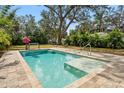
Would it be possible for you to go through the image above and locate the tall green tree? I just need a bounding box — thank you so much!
[17,14,48,44]
[43,5,91,44]
[93,5,111,32]
[0,5,20,45]
[39,10,60,43]
[17,14,37,36]
[108,5,124,31]
[0,5,19,32]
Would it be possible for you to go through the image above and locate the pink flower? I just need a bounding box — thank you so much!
[23,36,31,44]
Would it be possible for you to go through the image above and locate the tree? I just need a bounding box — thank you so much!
[0,5,20,45]
[75,19,92,33]
[17,14,48,44]
[38,10,59,43]
[17,14,37,36]
[44,5,92,44]
[108,5,124,31]
[44,5,75,44]
[0,5,19,32]
[93,5,111,32]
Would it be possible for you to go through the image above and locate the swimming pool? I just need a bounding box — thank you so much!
[20,49,88,87]
[20,49,105,88]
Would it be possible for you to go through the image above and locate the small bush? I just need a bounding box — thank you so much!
[12,34,23,45]
[107,29,124,49]
[64,36,71,45]
[70,34,79,46]
[89,34,100,47]
[0,29,12,50]
[78,32,89,47]
[99,36,109,48]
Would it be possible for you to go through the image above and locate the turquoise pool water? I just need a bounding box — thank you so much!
[20,49,88,88]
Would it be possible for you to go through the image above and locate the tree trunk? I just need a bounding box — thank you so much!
[25,44,28,50]
[99,19,103,32]
[57,32,62,45]
[57,17,63,45]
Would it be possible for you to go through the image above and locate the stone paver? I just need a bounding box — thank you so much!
[0,67,8,79]
[6,77,19,88]
[78,57,124,88]
[0,51,33,88]
[0,79,6,88]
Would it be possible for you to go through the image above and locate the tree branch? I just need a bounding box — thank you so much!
[63,6,76,19]
[44,5,59,16]
[64,7,78,32]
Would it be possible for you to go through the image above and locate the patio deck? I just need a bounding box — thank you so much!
[0,51,32,88]
[0,48,124,88]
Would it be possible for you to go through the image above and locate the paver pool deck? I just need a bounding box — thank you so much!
[0,47,124,88]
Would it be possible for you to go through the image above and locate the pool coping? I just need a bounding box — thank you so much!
[51,48,112,63]
[17,48,113,88]
[16,51,42,88]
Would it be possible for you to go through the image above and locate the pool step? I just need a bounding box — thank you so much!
[64,63,88,78]
[64,58,106,73]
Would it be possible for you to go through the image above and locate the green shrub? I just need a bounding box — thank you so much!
[70,34,79,46]
[99,36,109,48]
[64,36,71,45]
[12,34,23,45]
[89,34,100,47]
[29,31,48,44]
[0,29,12,50]
[64,28,124,49]
[78,32,89,47]
[68,31,89,46]
[107,29,124,49]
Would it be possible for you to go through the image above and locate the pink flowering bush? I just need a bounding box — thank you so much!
[23,36,31,50]
[23,36,30,44]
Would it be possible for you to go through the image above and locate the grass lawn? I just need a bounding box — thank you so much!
[6,44,124,56]
[9,44,54,50]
